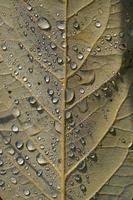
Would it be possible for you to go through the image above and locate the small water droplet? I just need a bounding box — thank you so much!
[23,189,30,196]
[70,62,77,70]
[10,177,17,184]
[11,124,19,133]
[16,157,25,165]
[95,21,101,28]
[56,21,65,30]
[15,140,24,150]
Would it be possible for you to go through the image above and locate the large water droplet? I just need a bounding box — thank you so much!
[37,17,51,30]
[66,88,75,104]
[79,70,95,85]
[36,154,47,165]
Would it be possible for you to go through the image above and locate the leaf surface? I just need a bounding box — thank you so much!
[0,0,133,200]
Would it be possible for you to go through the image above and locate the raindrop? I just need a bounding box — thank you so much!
[11,124,19,133]
[23,189,30,196]
[73,21,80,30]
[105,34,112,41]
[36,169,43,177]
[2,45,7,51]
[27,5,32,11]
[74,174,82,183]
[7,147,15,155]
[70,62,77,70]
[12,108,21,117]
[54,121,61,133]
[10,177,17,184]
[66,88,75,104]
[37,17,51,30]
[65,111,72,120]
[36,154,47,165]
[28,96,36,105]
[0,159,3,166]
[52,97,59,104]
[80,184,87,193]
[44,75,50,83]
[26,140,36,152]
[50,42,57,50]
[16,157,25,166]
[56,21,65,30]
[79,70,95,85]
[78,99,88,113]
[47,89,54,96]
[0,180,5,187]
[15,140,24,150]
[78,160,87,173]
[95,21,101,28]
[77,53,84,60]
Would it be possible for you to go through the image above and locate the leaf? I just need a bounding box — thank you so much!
[0,0,133,200]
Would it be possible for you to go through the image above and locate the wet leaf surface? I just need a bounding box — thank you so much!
[0,0,133,200]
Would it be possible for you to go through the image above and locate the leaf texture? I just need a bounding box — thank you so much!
[0,0,133,200]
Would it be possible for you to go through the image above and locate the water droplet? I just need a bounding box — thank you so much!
[54,121,61,133]
[78,160,87,172]
[47,89,54,96]
[37,17,51,30]
[79,70,95,85]
[36,154,47,165]
[15,140,24,150]
[16,157,25,165]
[28,96,36,105]
[52,97,59,104]
[95,21,101,28]
[56,21,65,30]
[73,21,80,30]
[77,53,84,60]
[66,88,75,104]
[0,159,3,166]
[36,169,43,177]
[2,45,7,51]
[77,99,88,113]
[7,147,15,155]
[10,177,17,184]
[23,189,30,196]
[27,5,32,11]
[26,140,36,152]
[80,184,87,193]
[69,143,76,151]
[11,124,19,133]
[70,62,77,70]
[74,174,82,183]
[12,108,21,117]
[50,42,57,50]
[65,111,72,120]
[105,34,112,41]
[0,180,5,187]
[0,17,4,26]
[0,149,3,155]
[44,75,50,83]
